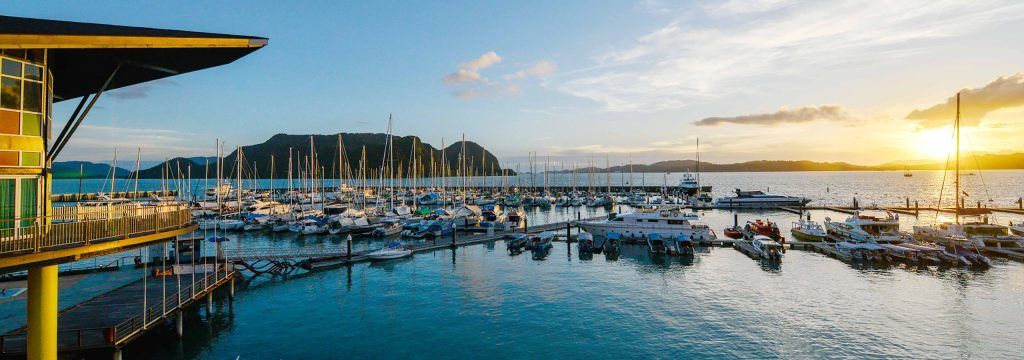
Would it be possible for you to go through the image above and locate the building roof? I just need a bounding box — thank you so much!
[0,15,267,101]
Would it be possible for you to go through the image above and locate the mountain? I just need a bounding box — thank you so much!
[556,153,1024,173]
[52,161,130,179]
[132,133,510,179]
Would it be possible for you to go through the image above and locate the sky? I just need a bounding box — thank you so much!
[7,0,1024,167]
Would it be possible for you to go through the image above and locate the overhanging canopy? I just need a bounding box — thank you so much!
[0,15,267,101]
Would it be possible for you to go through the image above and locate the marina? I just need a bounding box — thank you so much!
[2,4,1024,360]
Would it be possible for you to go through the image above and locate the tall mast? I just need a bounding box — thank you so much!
[696,137,701,189]
[955,92,961,222]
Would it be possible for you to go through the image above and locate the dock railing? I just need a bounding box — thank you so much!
[0,203,193,256]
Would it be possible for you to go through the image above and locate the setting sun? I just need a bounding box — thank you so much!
[911,127,957,160]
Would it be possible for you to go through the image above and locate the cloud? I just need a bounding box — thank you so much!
[442,53,555,99]
[108,79,177,100]
[442,51,502,85]
[558,1,1024,112]
[504,61,557,81]
[54,124,205,161]
[906,73,1024,128]
[695,105,848,126]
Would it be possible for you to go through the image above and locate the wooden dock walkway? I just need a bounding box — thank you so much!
[0,268,234,356]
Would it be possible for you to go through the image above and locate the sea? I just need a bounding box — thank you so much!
[1,171,1021,359]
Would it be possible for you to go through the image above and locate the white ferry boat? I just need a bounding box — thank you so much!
[714,189,810,208]
[576,208,716,241]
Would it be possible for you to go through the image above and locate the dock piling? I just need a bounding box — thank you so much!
[346,235,353,260]
[175,311,183,338]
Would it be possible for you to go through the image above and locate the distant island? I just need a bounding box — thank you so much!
[52,137,1024,179]
[53,133,509,179]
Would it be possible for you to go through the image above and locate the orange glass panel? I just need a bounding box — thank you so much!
[0,151,18,166]
[0,110,18,134]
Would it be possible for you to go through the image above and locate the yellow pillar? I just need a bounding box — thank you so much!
[27,264,58,360]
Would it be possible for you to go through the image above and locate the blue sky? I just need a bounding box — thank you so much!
[7,0,1024,166]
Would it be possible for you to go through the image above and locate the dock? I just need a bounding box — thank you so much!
[1,267,235,356]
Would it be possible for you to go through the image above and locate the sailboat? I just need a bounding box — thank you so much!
[910,93,996,267]
[903,165,913,177]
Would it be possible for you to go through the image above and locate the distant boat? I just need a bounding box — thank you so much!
[367,241,412,260]
[903,165,912,177]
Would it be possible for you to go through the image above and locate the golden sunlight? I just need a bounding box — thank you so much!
[911,127,956,160]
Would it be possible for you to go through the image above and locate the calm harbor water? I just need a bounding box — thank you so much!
[2,173,1022,358]
[57,169,1024,208]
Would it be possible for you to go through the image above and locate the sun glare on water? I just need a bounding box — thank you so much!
[912,127,956,160]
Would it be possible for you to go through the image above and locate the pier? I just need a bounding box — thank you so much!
[0,268,235,358]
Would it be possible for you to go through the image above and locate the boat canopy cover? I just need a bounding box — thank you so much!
[607,232,622,240]
[647,233,663,240]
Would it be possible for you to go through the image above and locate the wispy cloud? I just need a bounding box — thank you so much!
[108,79,177,100]
[906,72,1024,129]
[558,0,1024,112]
[56,124,207,161]
[443,52,555,99]
[695,105,848,126]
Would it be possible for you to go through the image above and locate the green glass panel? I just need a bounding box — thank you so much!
[0,179,13,235]
[1,77,19,110]
[1,59,20,77]
[22,113,40,136]
[23,81,41,113]
[21,152,40,167]
[20,178,37,228]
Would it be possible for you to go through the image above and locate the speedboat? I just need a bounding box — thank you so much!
[833,241,889,263]
[791,218,826,242]
[576,208,716,241]
[602,232,621,254]
[367,241,412,260]
[723,226,744,239]
[524,231,554,251]
[751,235,783,261]
[506,233,528,254]
[714,189,811,208]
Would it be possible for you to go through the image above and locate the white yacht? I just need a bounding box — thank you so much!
[824,211,901,244]
[679,171,699,195]
[576,208,716,241]
[913,212,1024,248]
[714,189,811,208]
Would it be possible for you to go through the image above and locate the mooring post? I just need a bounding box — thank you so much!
[175,311,183,338]
[566,222,571,243]
[229,278,235,299]
[451,223,457,247]
[523,217,529,233]
[112,348,122,360]
[206,292,212,316]
[915,201,919,214]
[734,213,738,227]
[346,235,353,260]
[906,197,910,208]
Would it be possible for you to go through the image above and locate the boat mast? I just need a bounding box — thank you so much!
[955,92,960,223]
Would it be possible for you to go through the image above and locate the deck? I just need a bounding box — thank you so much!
[0,267,234,355]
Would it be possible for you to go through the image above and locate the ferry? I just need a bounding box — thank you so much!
[824,211,901,244]
[714,189,811,208]
[576,208,716,241]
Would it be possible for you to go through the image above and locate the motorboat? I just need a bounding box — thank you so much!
[367,241,412,260]
[744,219,784,242]
[452,205,482,228]
[577,232,594,253]
[646,233,669,254]
[824,211,901,244]
[506,233,528,254]
[723,226,744,239]
[480,205,506,227]
[523,231,554,252]
[370,221,403,237]
[913,212,1024,248]
[674,234,695,256]
[679,171,699,196]
[576,208,716,241]
[751,235,783,261]
[833,241,889,263]
[601,232,621,253]
[289,217,327,235]
[791,218,827,242]
[714,189,811,208]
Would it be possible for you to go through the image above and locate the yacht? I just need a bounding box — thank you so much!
[824,211,901,244]
[714,189,811,208]
[913,211,1024,248]
[576,208,716,241]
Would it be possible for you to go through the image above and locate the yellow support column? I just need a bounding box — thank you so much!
[27,264,58,360]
